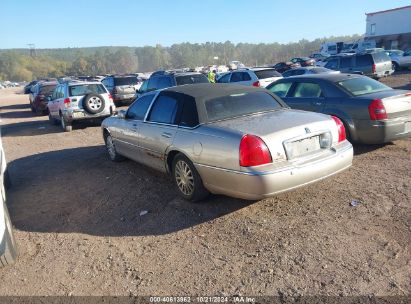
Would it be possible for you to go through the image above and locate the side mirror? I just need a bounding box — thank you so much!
[117,110,126,119]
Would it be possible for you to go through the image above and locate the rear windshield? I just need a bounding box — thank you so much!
[373,51,391,63]
[205,92,283,121]
[114,77,138,86]
[337,77,391,96]
[254,69,282,79]
[69,84,107,96]
[40,85,57,95]
[176,74,209,85]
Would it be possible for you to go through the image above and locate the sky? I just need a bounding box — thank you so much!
[1,0,410,49]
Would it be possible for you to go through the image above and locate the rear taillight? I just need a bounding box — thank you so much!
[64,98,71,107]
[252,81,260,87]
[331,116,346,143]
[368,99,387,120]
[239,134,272,167]
[372,64,376,73]
[108,94,113,101]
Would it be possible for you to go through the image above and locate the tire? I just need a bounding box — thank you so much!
[172,153,209,202]
[83,94,105,114]
[48,113,58,125]
[60,116,72,132]
[0,205,18,267]
[392,62,400,71]
[104,134,125,162]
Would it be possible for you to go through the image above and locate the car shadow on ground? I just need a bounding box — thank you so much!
[0,104,30,110]
[353,142,393,155]
[1,120,62,137]
[0,110,43,119]
[7,146,252,237]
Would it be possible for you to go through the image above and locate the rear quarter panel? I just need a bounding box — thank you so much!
[168,126,243,171]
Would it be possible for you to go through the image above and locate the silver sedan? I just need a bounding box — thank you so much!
[101,84,353,201]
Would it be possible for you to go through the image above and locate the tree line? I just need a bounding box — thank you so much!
[0,34,362,81]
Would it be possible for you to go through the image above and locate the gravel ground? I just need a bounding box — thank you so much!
[0,73,409,298]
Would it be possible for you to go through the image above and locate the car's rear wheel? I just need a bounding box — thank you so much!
[392,62,400,71]
[60,116,72,132]
[83,94,105,114]
[0,204,18,267]
[172,154,209,202]
[104,134,124,162]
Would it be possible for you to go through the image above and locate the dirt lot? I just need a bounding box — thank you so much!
[0,73,410,298]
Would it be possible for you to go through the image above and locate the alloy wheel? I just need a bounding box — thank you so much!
[174,160,194,196]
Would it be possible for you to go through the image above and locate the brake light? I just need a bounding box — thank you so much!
[372,64,376,73]
[252,81,260,87]
[368,99,387,120]
[64,98,71,107]
[108,94,113,101]
[404,93,411,97]
[331,116,346,142]
[239,134,272,167]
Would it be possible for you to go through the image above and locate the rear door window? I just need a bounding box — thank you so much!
[356,54,373,66]
[291,83,322,98]
[340,57,353,68]
[126,94,154,120]
[242,72,251,81]
[267,82,293,97]
[230,72,243,82]
[147,93,179,124]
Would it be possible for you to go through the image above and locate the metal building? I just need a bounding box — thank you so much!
[365,5,411,50]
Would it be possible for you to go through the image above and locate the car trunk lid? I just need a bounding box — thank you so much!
[209,109,337,162]
[358,90,411,119]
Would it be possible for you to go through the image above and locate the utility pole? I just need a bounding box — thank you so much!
[27,44,36,57]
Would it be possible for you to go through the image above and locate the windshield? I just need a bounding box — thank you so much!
[254,69,282,79]
[114,77,138,86]
[176,74,209,85]
[205,91,283,121]
[69,84,107,96]
[337,77,391,96]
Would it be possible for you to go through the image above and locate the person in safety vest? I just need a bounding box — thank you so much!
[208,69,216,83]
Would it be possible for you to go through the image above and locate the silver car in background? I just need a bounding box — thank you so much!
[102,84,353,201]
[47,81,116,132]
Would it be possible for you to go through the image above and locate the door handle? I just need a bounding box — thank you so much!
[313,102,322,106]
[161,132,172,138]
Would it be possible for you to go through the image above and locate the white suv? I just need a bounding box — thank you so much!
[47,81,116,132]
[216,68,282,88]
